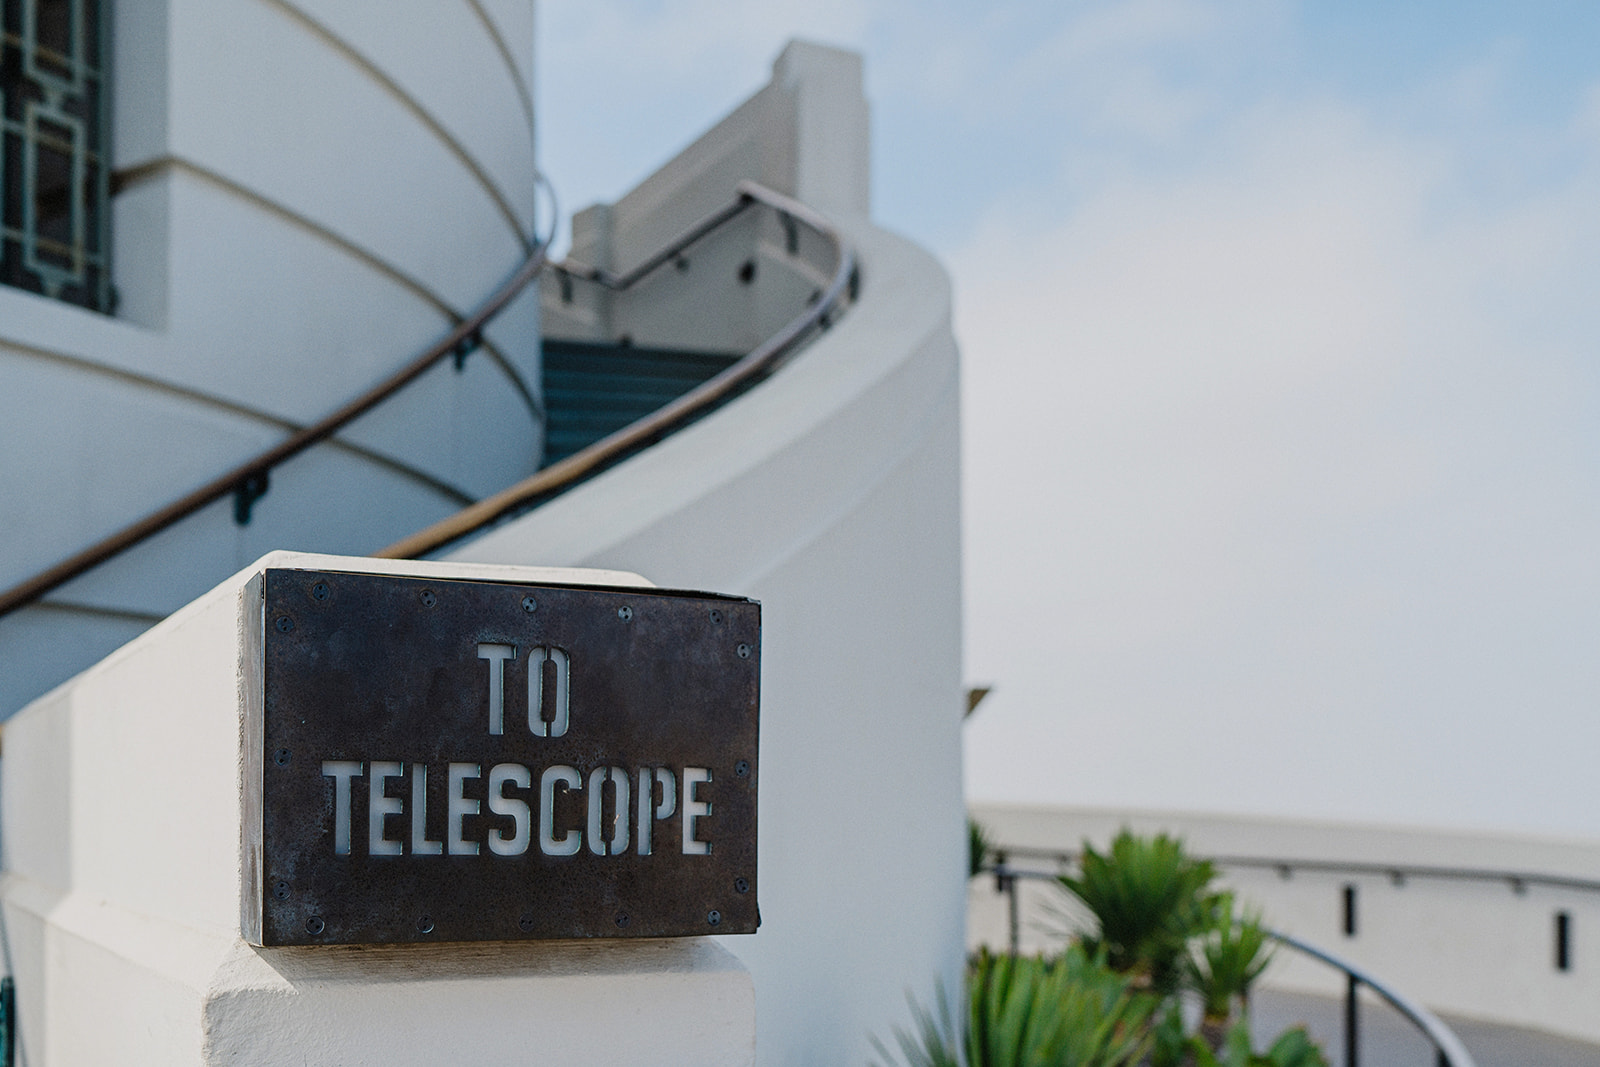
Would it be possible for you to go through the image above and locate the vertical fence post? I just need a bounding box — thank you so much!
[0,976,13,1067]
[1344,973,1359,1067]
[992,853,1020,956]
[1007,874,1019,956]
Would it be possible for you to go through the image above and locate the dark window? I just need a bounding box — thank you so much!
[1,0,111,312]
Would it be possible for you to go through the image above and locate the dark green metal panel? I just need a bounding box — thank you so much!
[0,976,13,1067]
[541,339,741,467]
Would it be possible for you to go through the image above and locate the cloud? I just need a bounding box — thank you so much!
[958,60,1600,836]
[539,1,1600,836]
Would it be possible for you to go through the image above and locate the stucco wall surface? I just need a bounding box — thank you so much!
[453,209,967,1063]
[0,1,543,718]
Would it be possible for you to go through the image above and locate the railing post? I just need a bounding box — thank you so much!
[1344,973,1359,1067]
[991,855,1020,956]
[1006,873,1019,956]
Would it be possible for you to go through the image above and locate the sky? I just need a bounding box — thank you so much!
[539,2,1600,838]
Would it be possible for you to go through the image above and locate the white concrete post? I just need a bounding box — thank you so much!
[0,551,755,1066]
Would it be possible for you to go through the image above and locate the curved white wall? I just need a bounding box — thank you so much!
[0,0,541,717]
[454,214,966,1065]
[447,43,966,1060]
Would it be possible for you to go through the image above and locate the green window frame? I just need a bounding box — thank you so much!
[1,0,111,312]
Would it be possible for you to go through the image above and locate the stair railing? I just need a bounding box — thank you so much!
[0,178,854,618]
[377,179,856,560]
[0,179,555,620]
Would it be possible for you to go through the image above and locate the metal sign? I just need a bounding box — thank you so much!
[243,568,759,946]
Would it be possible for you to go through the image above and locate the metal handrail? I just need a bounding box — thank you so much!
[1271,928,1476,1067]
[377,179,856,560]
[0,179,556,622]
[987,844,1600,896]
[982,863,1477,1067]
[0,177,854,617]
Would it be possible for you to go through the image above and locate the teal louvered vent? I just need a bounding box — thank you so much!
[541,339,742,467]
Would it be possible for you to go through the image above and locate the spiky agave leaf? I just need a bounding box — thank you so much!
[878,948,1158,1067]
[870,979,963,1067]
[970,817,994,879]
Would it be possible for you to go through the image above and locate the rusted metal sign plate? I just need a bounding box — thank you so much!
[245,568,759,946]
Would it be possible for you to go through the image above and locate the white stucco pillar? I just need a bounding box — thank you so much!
[0,551,755,1066]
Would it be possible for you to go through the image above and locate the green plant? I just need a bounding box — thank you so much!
[881,831,1330,1067]
[1056,830,1220,993]
[1188,895,1274,1049]
[1188,1019,1329,1067]
[1147,1000,1190,1067]
[969,817,993,879]
[875,947,1157,1067]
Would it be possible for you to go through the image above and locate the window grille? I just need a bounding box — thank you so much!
[1,0,110,312]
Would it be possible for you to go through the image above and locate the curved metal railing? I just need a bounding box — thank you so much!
[983,862,1477,1067]
[1271,927,1476,1067]
[0,185,555,621]
[991,842,1600,897]
[0,178,854,617]
[378,179,856,560]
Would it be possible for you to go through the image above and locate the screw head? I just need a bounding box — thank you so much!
[707,910,722,927]
[519,914,535,932]
[272,880,291,901]
[734,760,750,778]
[310,582,329,601]
[305,916,325,935]
[522,595,538,613]
[615,913,630,928]
[417,916,435,934]
[419,590,437,608]
[274,615,294,633]
[734,877,750,894]
[617,605,633,622]
[709,608,724,624]
[273,748,291,767]
[736,643,751,659]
